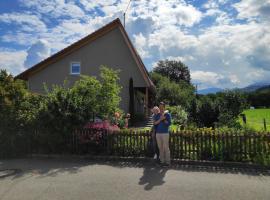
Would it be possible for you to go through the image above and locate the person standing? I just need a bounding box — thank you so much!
[151,106,160,162]
[153,102,172,167]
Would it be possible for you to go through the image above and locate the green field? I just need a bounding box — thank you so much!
[240,108,270,131]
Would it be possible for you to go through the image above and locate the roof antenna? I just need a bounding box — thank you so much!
[123,0,132,28]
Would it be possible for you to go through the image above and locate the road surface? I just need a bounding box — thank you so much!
[0,158,269,200]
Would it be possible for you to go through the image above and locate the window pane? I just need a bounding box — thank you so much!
[71,63,80,74]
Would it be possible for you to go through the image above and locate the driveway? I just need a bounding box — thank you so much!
[0,158,269,200]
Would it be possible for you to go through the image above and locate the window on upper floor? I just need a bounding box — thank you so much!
[70,62,81,75]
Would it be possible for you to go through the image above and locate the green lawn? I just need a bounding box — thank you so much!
[240,108,270,131]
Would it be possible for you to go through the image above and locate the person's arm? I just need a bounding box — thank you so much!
[163,113,172,126]
[153,118,161,125]
[153,114,164,125]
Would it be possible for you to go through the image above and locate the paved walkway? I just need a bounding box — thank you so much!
[0,158,270,200]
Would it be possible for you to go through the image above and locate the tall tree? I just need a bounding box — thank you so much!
[150,72,195,108]
[153,59,191,84]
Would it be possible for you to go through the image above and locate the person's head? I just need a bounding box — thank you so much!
[152,106,160,115]
[114,112,120,119]
[126,113,131,119]
[159,102,166,113]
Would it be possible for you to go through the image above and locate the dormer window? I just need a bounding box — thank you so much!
[70,62,81,75]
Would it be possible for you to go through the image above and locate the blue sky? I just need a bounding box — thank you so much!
[0,0,270,89]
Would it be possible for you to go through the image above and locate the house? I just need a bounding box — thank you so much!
[16,18,155,117]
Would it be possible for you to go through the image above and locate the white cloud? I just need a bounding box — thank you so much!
[133,32,150,58]
[19,0,85,19]
[144,14,270,87]
[166,56,195,63]
[203,0,219,9]
[2,32,38,45]
[0,49,27,75]
[0,12,47,32]
[79,0,125,12]
[1,0,269,89]
[191,70,238,89]
[233,0,270,21]
[131,0,202,28]
[191,71,223,86]
[24,40,51,68]
[148,25,198,52]
[203,1,232,25]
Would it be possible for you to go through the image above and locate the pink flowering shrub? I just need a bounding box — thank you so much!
[84,120,120,131]
[76,120,120,145]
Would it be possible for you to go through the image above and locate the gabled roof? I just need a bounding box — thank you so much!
[16,18,154,88]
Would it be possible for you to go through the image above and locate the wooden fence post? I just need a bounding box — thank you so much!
[263,118,267,131]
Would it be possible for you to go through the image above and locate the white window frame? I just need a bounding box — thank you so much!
[70,62,81,75]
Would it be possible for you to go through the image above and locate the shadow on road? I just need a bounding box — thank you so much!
[0,157,269,180]
[139,166,168,190]
[0,158,86,180]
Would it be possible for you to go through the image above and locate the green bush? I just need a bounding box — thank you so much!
[150,72,195,108]
[188,90,249,128]
[0,69,32,157]
[167,105,188,126]
[0,66,122,156]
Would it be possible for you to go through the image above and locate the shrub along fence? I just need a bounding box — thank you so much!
[1,129,270,166]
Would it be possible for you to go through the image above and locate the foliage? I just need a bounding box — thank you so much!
[167,105,188,126]
[196,95,219,127]
[98,66,121,118]
[150,59,195,111]
[247,86,270,108]
[0,69,31,157]
[38,65,121,131]
[153,59,191,84]
[150,72,195,108]
[71,128,270,166]
[216,90,248,127]
[0,66,122,156]
[150,60,247,129]
[38,77,99,134]
[188,90,249,128]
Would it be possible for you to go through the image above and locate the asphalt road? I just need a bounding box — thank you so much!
[0,158,270,200]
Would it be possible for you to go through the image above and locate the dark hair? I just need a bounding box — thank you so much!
[159,102,165,106]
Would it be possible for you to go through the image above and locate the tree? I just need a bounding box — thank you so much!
[190,90,249,128]
[0,69,29,130]
[153,59,191,84]
[0,69,31,157]
[167,105,188,126]
[98,66,122,118]
[150,72,195,109]
[38,66,122,133]
[216,90,248,127]
[0,66,122,156]
[247,86,270,108]
[196,96,219,127]
[34,66,122,152]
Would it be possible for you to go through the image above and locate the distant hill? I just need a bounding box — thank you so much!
[197,82,270,95]
[197,87,223,95]
[255,85,270,93]
[241,82,270,92]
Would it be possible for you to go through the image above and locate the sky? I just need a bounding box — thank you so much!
[0,0,270,89]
